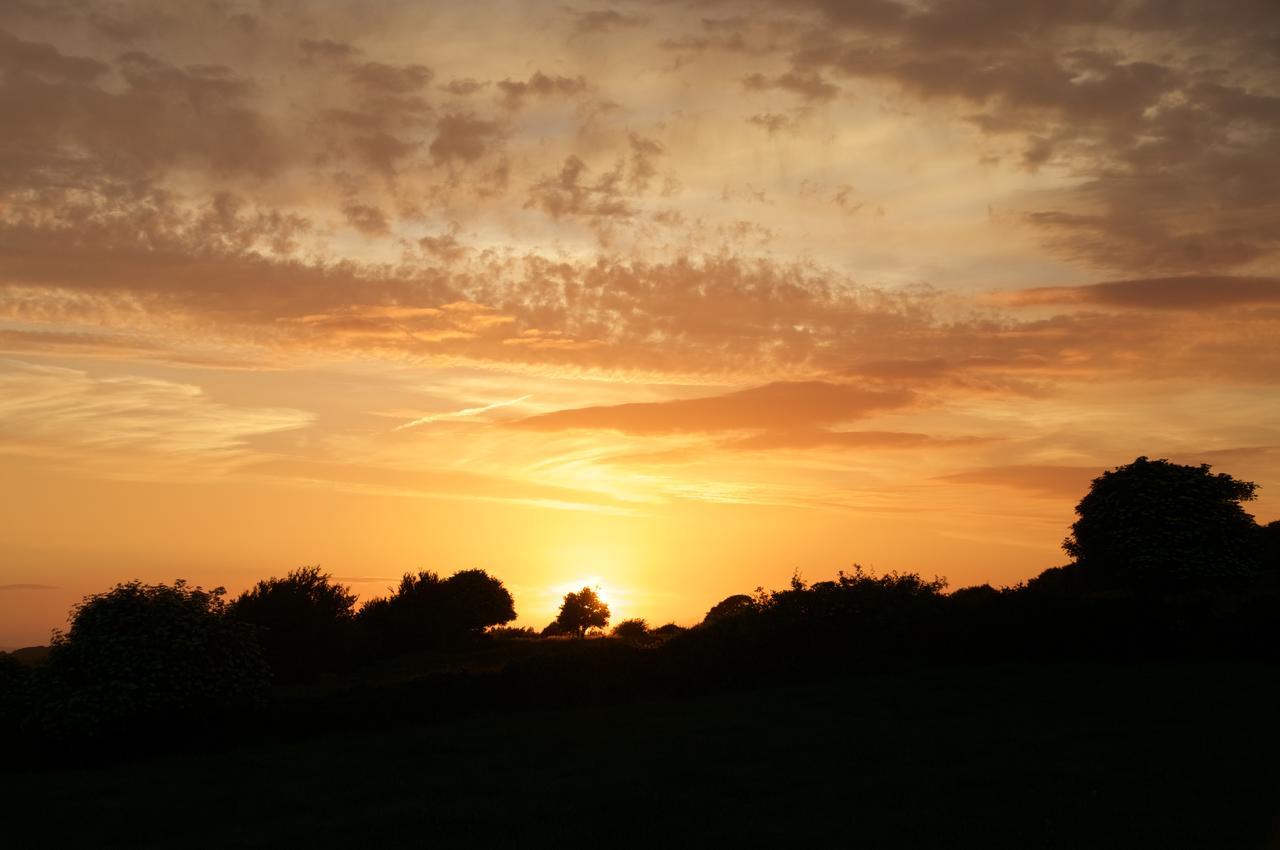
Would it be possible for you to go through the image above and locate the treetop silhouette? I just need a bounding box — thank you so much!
[553,586,610,637]
[1064,456,1262,585]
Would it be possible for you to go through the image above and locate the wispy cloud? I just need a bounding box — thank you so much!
[395,394,532,430]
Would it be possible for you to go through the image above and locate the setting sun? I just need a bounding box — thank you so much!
[535,575,625,626]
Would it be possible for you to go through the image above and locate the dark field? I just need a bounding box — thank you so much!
[4,658,1279,849]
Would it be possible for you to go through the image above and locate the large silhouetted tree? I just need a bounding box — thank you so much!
[1063,456,1261,585]
[440,569,517,634]
[42,580,269,735]
[553,587,610,637]
[358,569,516,652]
[230,566,358,680]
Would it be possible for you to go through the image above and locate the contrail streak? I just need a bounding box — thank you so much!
[395,394,531,430]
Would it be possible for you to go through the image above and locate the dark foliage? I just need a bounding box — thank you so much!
[1261,521,1280,572]
[1063,456,1261,586]
[488,626,539,640]
[702,593,755,624]
[442,569,519,633]
[30,580,269,742]
[611,618,649,641]
[662,568,951,680]
[230,566,358,681]
[552,586,610,637]
[540,620,569,637]
[0,654,33,728]
[358,569,516,653]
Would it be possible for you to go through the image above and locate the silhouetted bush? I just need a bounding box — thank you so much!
[1064,456,1263,586]
[540,620,569,637]
[31,580,269,742]
[552,587,610,637]
[358,569,516,653]
[230,566,358,681]
[612,618,649,641]
[703,594,755,624]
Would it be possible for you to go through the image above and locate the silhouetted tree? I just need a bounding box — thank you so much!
[230,566,358,680]
[612,618,649,640]
[358,569,516,652]
[553,587,610,637]
[1063,456,1262,586]
[37,580,268,738]
[440,569,517,634]
[703,593,755,624]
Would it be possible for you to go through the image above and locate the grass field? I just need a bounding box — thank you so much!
[4,660,1279,849]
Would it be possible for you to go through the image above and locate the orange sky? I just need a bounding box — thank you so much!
[2,1,1280,648]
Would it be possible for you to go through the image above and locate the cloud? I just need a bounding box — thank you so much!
[347,61,434,94]
[395,394,532,430]
[742,70,838,102]
[747,112,797,134]
[526,155,634,222]
[786,0,1280,273]
[441,77,485,96]
[429,112,503,163]
[938,464,1101,499]
[0,27,108,81]
[999,276,1280,311]
[725,429,980,451]
[243,456,646,516]
[0,359,312,455]
[512,381,914,435]
[0,38,281,184]
[570,10,646,36]
[298,38,359,63]
[342,202,392,236]
[497,70,588,109]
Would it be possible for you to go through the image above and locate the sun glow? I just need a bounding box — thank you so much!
[547,576,626,624]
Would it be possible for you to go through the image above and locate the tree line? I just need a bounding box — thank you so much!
[2,456,1278,755]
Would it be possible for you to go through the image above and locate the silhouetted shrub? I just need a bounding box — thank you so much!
[230,566,358,681]
[540,620,569,637]
[612,618,649,641]
[703,594,755,624]
[33,580,268,741]
[1064,456,1262,586]
[358,569,516,653]
[553,587,610,637]
[652,622,684,637]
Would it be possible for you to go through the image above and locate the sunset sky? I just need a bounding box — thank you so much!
[3,0,1279,648]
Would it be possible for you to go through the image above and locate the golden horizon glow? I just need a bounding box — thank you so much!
[2,1,1279,648]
